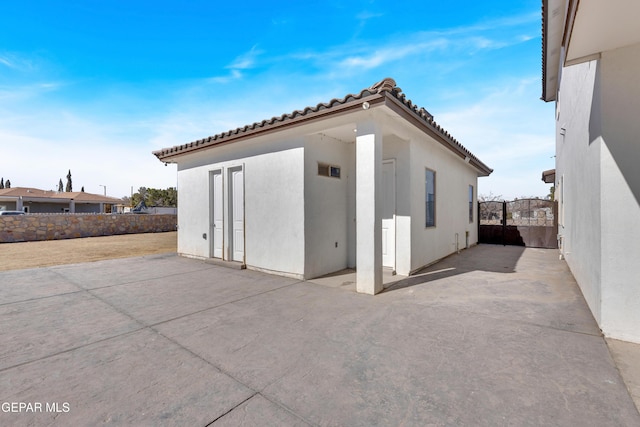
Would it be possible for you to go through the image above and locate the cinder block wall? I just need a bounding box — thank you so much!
[0,214,177,243]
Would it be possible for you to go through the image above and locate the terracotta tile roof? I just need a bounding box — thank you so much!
[541,168,556,184]
[0,187,121,203]
[153,78,492,175]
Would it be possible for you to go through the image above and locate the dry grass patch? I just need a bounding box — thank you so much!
[0,232,177,271]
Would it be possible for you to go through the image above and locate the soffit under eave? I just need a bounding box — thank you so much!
[542,0,567,102]
[564,0,640,65]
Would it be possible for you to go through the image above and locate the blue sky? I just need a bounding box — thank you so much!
[1,0,554,199]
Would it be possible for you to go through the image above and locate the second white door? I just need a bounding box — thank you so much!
[382,160,396,269]
[230,167,245,262]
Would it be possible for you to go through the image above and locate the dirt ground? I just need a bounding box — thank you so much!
[0,231,177,272]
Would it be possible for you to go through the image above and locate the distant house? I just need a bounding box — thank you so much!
[0,187,121,214]
[542,0,640,342]
[154,78,492,295]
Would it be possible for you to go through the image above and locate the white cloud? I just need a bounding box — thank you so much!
[337,39,448,70]
[292,11,538,77]
[206,46,265,84]
[0,51,39,73]
[207,69,242,84]
[436,78,555,199]
[227,45,263,70]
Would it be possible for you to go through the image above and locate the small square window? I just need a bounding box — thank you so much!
[318,162,341,179]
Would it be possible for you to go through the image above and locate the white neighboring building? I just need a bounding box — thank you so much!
[154,78,492,295]
[543,1,640,342]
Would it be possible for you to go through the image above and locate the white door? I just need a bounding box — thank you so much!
[230,168,245,262]
[210,171,223,258]
[382,160,396,269]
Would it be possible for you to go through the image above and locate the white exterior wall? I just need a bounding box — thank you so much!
[599,43,640,343]
[303,134,353,279]
[408,130,479,272]
[176,137,306,278]
[555,60,603,324]
[556,43,640,343]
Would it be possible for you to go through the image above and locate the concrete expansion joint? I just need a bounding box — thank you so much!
[204,391,316,427]
[0,327,147,374]
[204,393,259,426]
[0,288,84,307]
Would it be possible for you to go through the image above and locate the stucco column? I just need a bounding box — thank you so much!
[356,120,383,295]
[69,200,76,213]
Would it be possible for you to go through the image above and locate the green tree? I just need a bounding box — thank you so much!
[0,178,4,189]
[65,170,72,192]
[130,187,148,207]
[58,179,63,192]
[129,187,177,207]
[4,179,10,189]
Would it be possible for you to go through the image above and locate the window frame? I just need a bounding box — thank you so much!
[318,162,341,179]
[425,168,436,228]
[469,184,474,223]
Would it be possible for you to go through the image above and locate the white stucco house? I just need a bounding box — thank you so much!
[542,0,640,342]
[154,78,492,295]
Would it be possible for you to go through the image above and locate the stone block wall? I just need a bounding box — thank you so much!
[0,214,177,243]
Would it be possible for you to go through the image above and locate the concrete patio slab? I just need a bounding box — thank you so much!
[49,253,203,290]
[1,246,639,426]
[212,394,308,427]
[0,269,80,304]
[0,292,141,370]
[1,329,254,426]
[607,338,640,410]
[92,265,300,326]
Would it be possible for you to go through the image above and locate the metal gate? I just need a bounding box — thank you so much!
[478,199,558,248]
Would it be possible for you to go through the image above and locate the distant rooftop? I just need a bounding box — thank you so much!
[0,187,121,203]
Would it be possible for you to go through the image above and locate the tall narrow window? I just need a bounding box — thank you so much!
[559,175,564,227]
[469,185,474,223]
[425,169,436,227]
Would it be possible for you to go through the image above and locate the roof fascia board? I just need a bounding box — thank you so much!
[542,0,552,101]
[381,93,493,176]
[542,0,572,102]
[155,94,385,162]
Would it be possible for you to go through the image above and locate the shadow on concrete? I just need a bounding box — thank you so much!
[382,244,526,293]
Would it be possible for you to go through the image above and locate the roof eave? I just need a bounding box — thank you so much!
[154,78,491,176]
[541,0,570,102]
[382,93,493,176]
[153,92,386,162]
